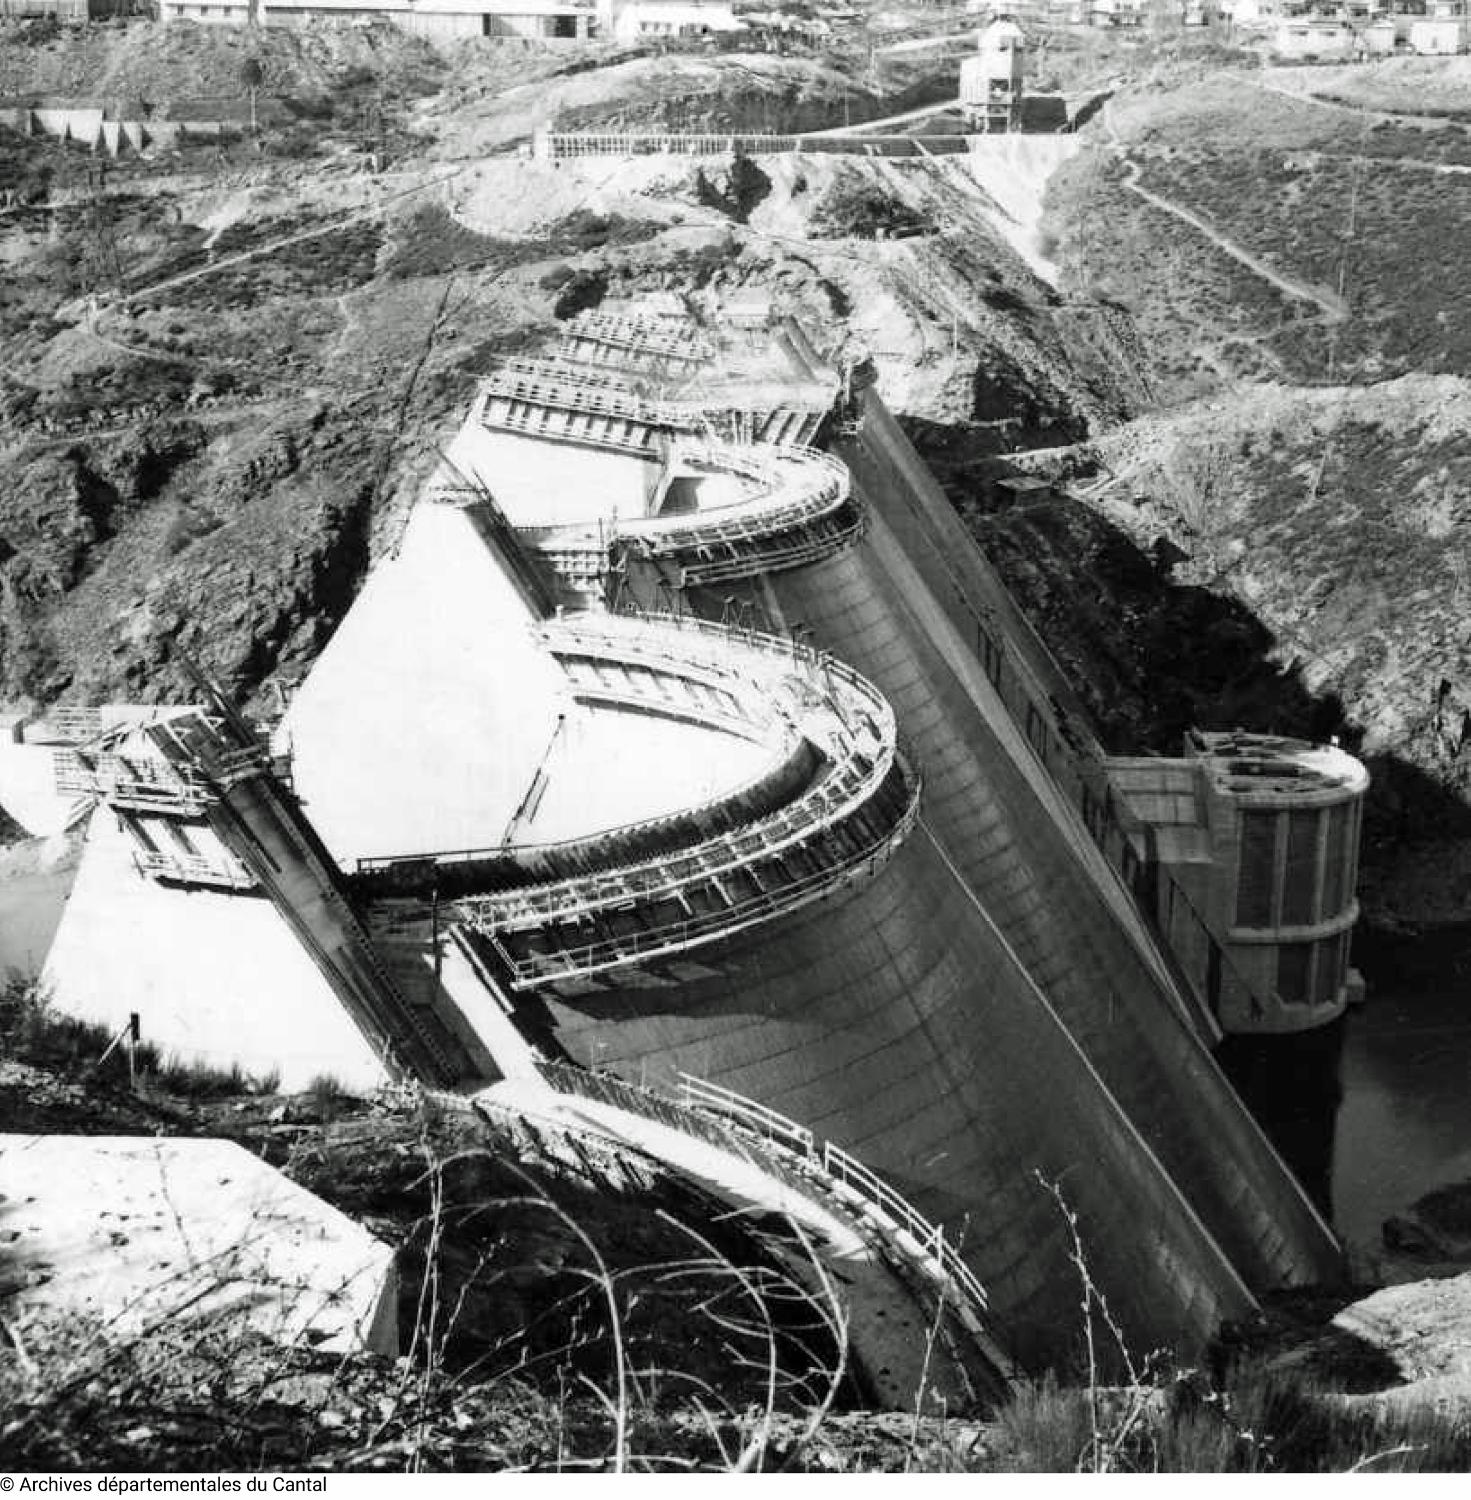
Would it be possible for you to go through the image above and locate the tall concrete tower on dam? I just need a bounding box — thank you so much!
[9,299,1363,1377]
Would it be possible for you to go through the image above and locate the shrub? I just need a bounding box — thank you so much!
[807,170,933,241]
[549,266,608,320]
[384,203,506,281]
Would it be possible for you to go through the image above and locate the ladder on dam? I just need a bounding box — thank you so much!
[127,667,497,1090]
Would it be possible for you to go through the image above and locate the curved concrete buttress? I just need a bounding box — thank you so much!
[689,404,1343,1298]
[531,823,1256,1373]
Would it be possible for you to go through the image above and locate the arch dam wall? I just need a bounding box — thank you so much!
[511,389,1343,1371]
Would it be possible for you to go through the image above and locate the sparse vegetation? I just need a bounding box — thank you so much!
[807,167,933,241]
[0,972,277,1097]
[4,1127,1469,1472]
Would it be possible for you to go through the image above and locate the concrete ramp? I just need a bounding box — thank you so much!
[477,1073,1012,1413]
[42,809,389,1092]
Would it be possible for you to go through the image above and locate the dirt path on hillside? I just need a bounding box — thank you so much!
[65,167,465,324]
[1243,71,1465,130]
[1103,103,1347,324]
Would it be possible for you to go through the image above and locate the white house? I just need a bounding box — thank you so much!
[1408,13,1469,50]
[159,0,600,39]
[599,0,740,39]
[1272,15,1356,57]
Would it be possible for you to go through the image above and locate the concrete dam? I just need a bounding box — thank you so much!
[6,301,1367,1384]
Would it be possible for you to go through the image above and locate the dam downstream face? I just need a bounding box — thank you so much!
[12,305,1370,1392]
[688,394,1342,1304]
[535,821,1258,1369]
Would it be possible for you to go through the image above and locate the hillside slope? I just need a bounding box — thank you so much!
[1027,64,1471,918]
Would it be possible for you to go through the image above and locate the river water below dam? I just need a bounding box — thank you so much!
[1332,925,1471,1266]
[1223,922,1471,1274]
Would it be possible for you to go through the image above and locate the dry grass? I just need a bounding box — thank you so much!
[0,1111,860,1473]
[0,972,279,1098]
[988,1177,1471,1474]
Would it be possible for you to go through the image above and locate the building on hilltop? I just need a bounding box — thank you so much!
[1087,0,1146,25]
[157,0,601,39]
[0,0,131,17]
[602,0,740,40]
[959,18,1025,133]
[1362,14,1399,50]
[1408,10,1470,50]
[1271,15,1358,57]
[154,0,741,38]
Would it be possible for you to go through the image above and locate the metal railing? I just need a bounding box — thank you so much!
[503,438,858,586]
[37,706,105,743]
[539,609,833,678]
[528,1060,991,1331]
[467,760,919,986]
[675,1073,817,1158]
[674,505,867,585]
[541,132,973,161]
[354,735,818,886]
[614,445,851,554]
[545,131,802,159]
[478,398,660,457]
[479,366,704,431]
[449,616,900,922]
[54,750,215,816]
[132,848,257,892]
[560,312,715,367]
[462,731,900,931]
[675,1074,989,1316]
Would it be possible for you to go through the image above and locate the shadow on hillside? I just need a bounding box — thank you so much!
[903,410,1471,1227]
[1066,90,1114,134]
[902,411,1471,850]
[1019,96,1072,133]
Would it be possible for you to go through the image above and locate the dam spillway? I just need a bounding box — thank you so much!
[15,299,1359,1382]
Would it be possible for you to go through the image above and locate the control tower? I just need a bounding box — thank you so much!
[1109,731,1369,1036]
[960,18,1026,134]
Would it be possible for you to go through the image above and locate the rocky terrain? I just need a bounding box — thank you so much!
[0,18,1091,717]
[1029,62,1471,924]
[9,12,1471,1470]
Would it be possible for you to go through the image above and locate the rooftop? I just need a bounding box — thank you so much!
[1188,730,1370,802]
